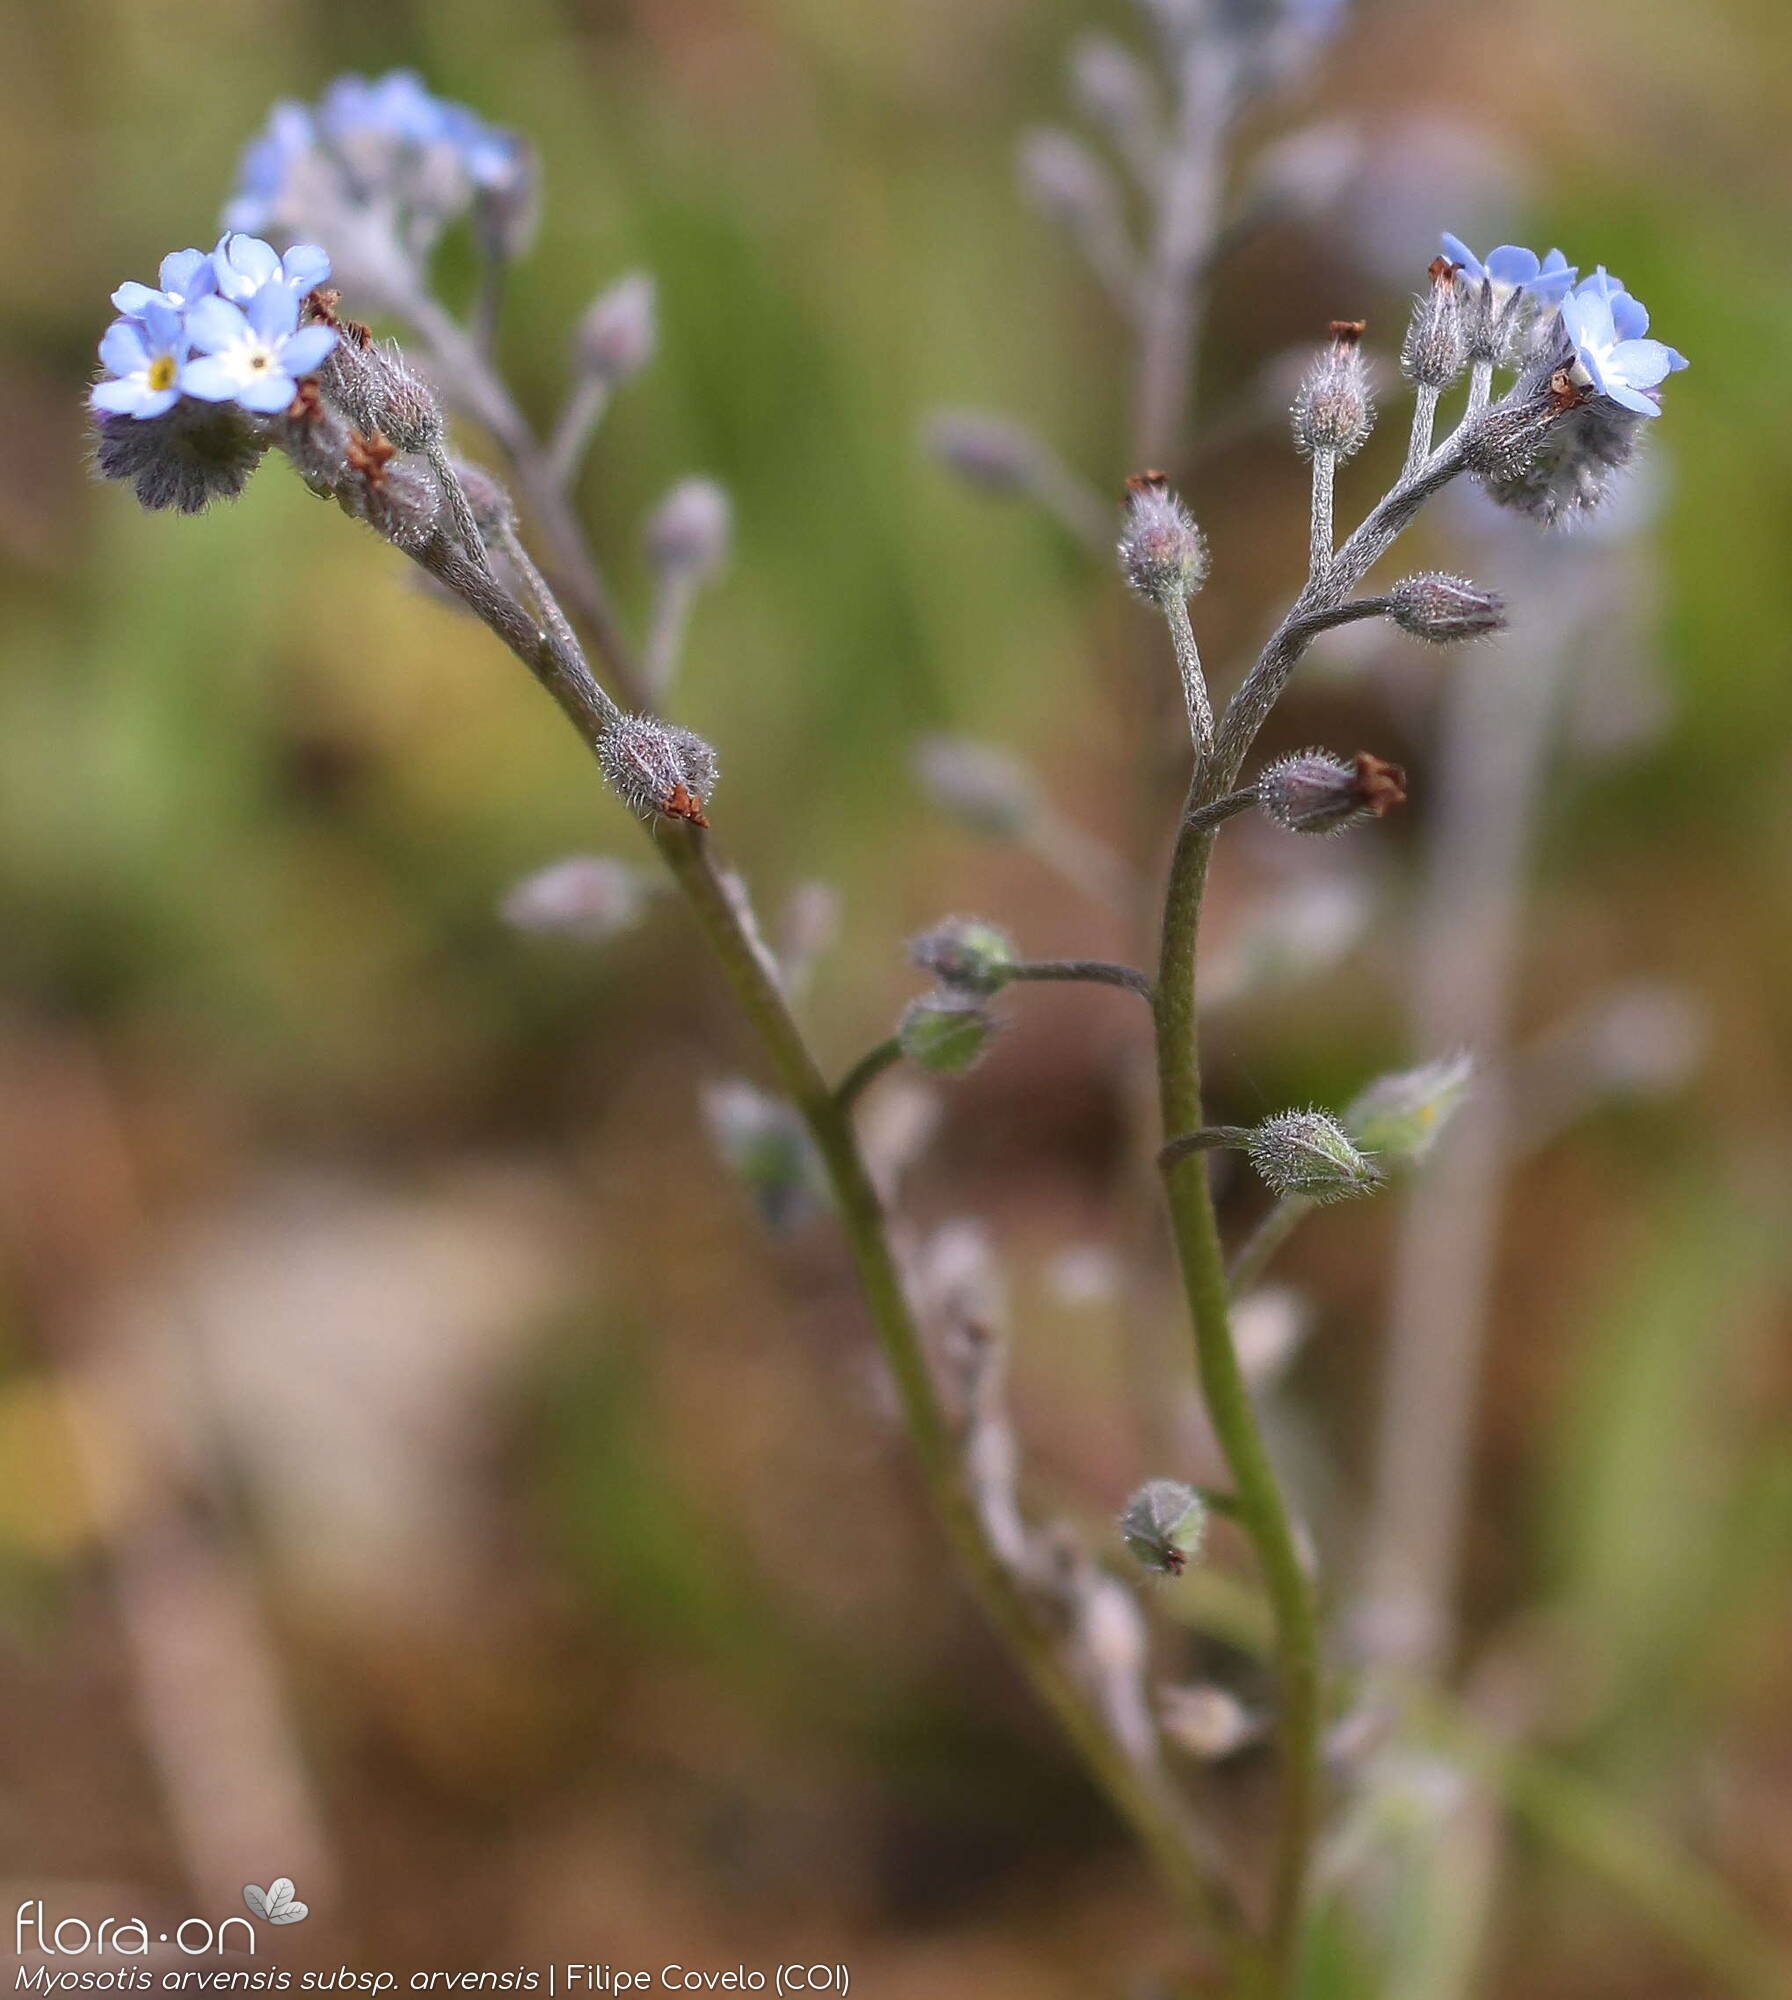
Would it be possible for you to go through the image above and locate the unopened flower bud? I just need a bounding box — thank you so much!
[472,142,540,263]
[1118,472,1208,603]
[448,458,515,539]
[1292,319,1374,460]
[1257,748,1406,835]
[1465,356,1645,526]
[331,339,443,455]
[1401,257,1467,390]
[1160,1684,1261,1760]
[899,994,997,1075]
[1388,571,1505,642]
[924,410,1039,495]
[1017,127,1123,240]
[1247,1110,1382,1203]
[702,1080,826,1233]
[644,477,731,581]
[500,855,655,942]
[912,736,1038,838]
[1346,1052,1474,1169]
[576,271,657,385]
[909,917,1018,996]
[1068,35,1158,155]
[1119,1479,1207,1576]
[597,712,718,826]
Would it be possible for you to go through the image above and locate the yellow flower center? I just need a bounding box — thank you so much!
[147,355,177,392]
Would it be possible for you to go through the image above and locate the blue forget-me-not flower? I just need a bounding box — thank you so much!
[1560,268,1688,417]
[180,284,338,415]
[111,247,218,321]
[90,302,192,420]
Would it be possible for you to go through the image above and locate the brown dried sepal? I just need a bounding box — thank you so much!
[1547,367,1590,414]
[1428,255,1461,286]
[1126,468,1171,498]
[306,288,372,349]
[1328,318,1367,347]
[660,782,710,830]
[286,377,324,423]
[346,428,396,490]
[1353,752,1407,817]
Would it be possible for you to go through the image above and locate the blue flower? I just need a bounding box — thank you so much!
[1440,234,1577,307]
[90,301,191,420]
[211,232,332,305]
[224,102,315,234]
[181,286,338,415]
[1560,268,1686,418]
[319,69,446,149]
[110,247,219,321]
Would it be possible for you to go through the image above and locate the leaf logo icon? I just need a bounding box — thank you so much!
[242,1880,310,1925]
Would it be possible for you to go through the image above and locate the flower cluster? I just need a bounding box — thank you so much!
[1439,233,1687,421]
[223,71,532,303]
[92,234,336,423]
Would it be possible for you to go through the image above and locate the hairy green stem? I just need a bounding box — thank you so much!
[1155,804,1322,1982]
[1009,958,1154,1000]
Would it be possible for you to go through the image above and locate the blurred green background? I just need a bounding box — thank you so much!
[2,0,1790,1993]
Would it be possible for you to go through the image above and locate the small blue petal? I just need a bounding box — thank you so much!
[185,296,251,355]
[1610,291,1650,340]
[281,243,332,293]
[213,232,282,301]
[1485,244,1542,285]
[247,281,300,340]
[279,325,338,376]
[91,376,153,415]
[179,355,243,402]
[110,281,167,318]
[234,370,300,414]
[1440,232,1484,279]
[1606,338,1677,391]
[1605,383,1661,417]
[99,319,150,377]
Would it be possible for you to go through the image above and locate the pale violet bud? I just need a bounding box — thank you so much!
[925,410,1040,496]
[1017,127,1124,242]
[577,271,657,385]
[1248,1110,1382,1203]
[1346,1052,1475,1169]
[1119,1479,1206,1576]
[1401,257,1467,390]
[1245,121,1363,221]
[645,477,731,581]
[1067,35,1158,159]
[597,712,718,826]
[1387,571,1506,642]
[1159,1684,1262,1761]
[472,141,540,264]
[909,917,1017,996]
[912,736,1038,838]
[1118,473,1208,603]
[899,994,997,1075]
[1257,749,1406,835]
[702,1080,826,1233]
[500,855,656,943]
[1292,320,1374,460]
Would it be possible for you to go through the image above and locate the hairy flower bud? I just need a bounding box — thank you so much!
[1119,1479,1207,1576]
[1292,320,1374,460]
[1387,571,1506,642]
[328,337,443,455]
[1401,256,1467,390]
[1257,749,1406,835]
[449,459,516,539]
[1248,1109,1382,1203]
[597,713,718,826]
[1118,472,1208,603]
[912,736,1038,838]
[1346,1052,1474,1169]
[350,447,441,552]
[576,271,657,385]
[645,477,731,580]
[925,410,1039,495]
[899,994,996,1075]
[92,403,266,513]
[909,917,1018,996]
[500,855,655,942]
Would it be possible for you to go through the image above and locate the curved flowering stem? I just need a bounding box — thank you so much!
[834,1037,902,1112]
[1008,958,1155,1000]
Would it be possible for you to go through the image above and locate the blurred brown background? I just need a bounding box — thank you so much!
[2,0,1790,1993]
